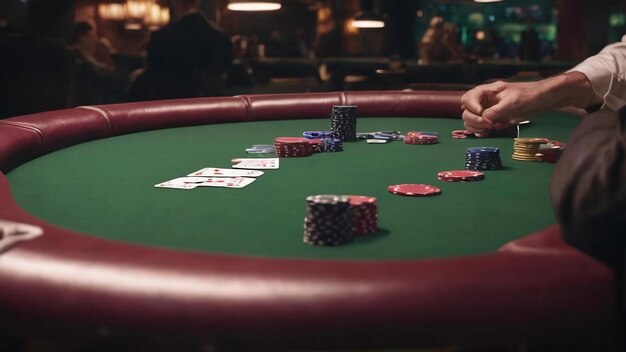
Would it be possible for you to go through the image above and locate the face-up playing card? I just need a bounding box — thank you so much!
[187,168,264,177]
[231,158,279,170]
[197,177,256,188]
[155,177,202,190]
[155,176,255,189]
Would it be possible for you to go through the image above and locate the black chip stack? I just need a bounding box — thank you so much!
[303,195,353,246]
[330,105,357,142]
[465,147,503,171]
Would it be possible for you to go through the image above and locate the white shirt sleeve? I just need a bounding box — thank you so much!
[569,35,626,110]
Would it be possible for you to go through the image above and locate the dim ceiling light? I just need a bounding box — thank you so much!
[352,19,385,28]
[352,11,385,29]
[227,1,281,11]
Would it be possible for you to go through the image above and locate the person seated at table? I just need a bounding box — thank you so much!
[128,0,232,101]
[460,39,626,264]
[72,21,125,105]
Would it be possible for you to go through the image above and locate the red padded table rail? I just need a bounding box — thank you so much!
[0,91,615,348]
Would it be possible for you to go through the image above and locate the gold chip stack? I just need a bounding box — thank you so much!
[512,138,549,161]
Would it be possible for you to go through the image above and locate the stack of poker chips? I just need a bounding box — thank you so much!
[330,106,357,142]
[321,138,343,152]
[465,147,503,170]
[404,131,439,145]
[513,138,549,161]
[348,196,378,236]
[274,137,313,158]
[303,195,353,246]
[307,139,324,153]
[438,170,485,182]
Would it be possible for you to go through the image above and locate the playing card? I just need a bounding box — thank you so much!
[231,158,279,170]
[187,168,264,177]
[155,180,198,190]
[197,177,256,188]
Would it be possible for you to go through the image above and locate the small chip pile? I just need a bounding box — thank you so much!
[274,137,313,158]
[404,131,439,145]
[452,130,474,139]
[357,131,404,141]
[465,147,503,170]
[513,138,549,161]
[438,170,485,182]
[303,195,353,246]
[245,144,275,154]
[321,138,343,152]
[348,196,378,236]
[538,140,565,163]
[330,106,357,142]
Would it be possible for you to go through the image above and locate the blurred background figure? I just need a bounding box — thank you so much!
[313,6,341,58]
[0,0,75,118]
[419,16,463,64]
[520,17,541,61]
[128,0,232,101]
[72,21,126,105]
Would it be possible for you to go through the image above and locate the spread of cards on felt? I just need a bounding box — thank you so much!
[155,158,278,190]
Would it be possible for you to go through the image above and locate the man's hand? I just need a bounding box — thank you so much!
[461,80,549,137]
[461,72,595,137]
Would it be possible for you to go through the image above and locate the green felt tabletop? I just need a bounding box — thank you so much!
[6,113,579,260]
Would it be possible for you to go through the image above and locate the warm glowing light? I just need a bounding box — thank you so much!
[98,3,125,20]
[227,2,281,11]
[126,0,154,19]
[475,31,485,40]
[125,22,143,30]
[144,3,169,27]
[352,19,385,28]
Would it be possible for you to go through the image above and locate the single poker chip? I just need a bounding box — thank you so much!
[388,184,441,197]
[438,170,485,182]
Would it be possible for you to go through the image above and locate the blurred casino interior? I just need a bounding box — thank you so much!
[0,0,624,118]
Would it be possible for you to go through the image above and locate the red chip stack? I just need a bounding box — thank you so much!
[347,196,378,236]
[404,131,439,145]
[274,137,313,157]
[307,138,324,153]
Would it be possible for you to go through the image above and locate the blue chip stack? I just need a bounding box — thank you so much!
[321,138,343,152]
[465,147,503,170]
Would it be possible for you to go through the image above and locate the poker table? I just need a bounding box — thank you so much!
[0,91,616,349]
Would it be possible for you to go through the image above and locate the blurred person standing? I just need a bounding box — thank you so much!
[129,0,232,101]
[520,17,540,61]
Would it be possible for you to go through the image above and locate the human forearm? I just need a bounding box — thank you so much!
[537,71,597,111]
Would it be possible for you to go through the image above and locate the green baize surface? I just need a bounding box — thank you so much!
[6,113,578,260]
